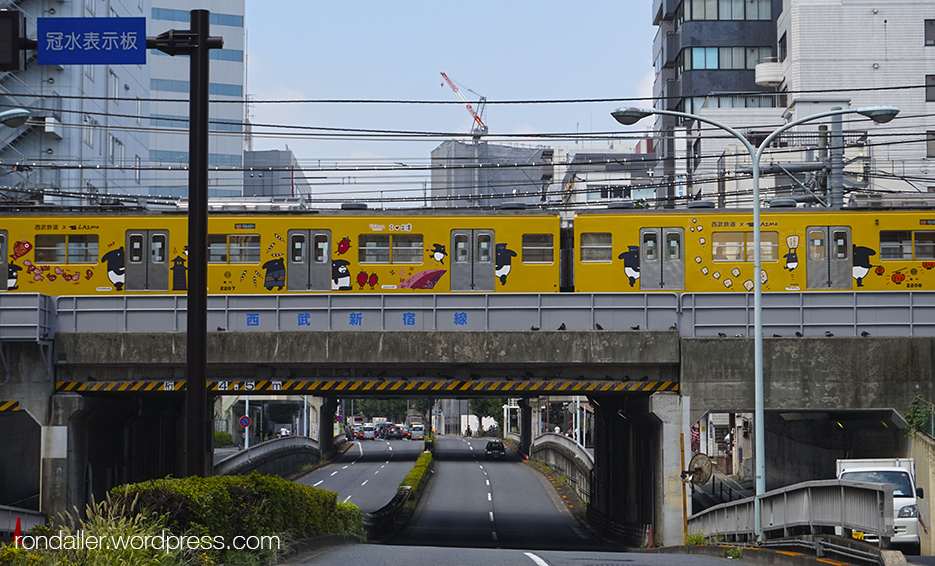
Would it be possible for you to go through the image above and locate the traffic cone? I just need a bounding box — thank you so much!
[13,516,22,545]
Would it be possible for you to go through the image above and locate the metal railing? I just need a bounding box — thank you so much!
[0,293,54,342]
[0,504,45,535]
[213,435,319,476]
[688,479,894,544]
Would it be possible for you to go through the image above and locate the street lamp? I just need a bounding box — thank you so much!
[0,108,30,128]
[612,103,899,541]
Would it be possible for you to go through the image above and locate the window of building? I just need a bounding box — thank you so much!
[83,115,94,147]
[84,64,94,82]
[880,231,912,260]
[110,70,119,105]
[580,233,612,262]
[779,33,788,62]
[718,0,744,20]
[135,155,141,183]
[927,75,935,102]
[86,0,95,16]
[522,234,554,263]
[926,20,935,46]
[35,234,99,264]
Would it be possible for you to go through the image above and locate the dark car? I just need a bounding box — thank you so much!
[386,426,404,440]
[485,440,506,460]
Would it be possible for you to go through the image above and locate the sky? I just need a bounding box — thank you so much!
[242,1,656,201]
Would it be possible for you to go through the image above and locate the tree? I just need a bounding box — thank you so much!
[469,398,505,433]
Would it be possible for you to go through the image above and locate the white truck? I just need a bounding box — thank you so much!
[836,458,924,553]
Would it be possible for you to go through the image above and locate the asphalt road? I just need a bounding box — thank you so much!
[391,435,602,550]
[295,438,424,512]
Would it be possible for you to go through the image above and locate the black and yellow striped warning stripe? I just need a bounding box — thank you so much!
[0,401,20,412]
[56,379,677,394]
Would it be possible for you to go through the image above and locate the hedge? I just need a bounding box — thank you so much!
[399,451,433,497]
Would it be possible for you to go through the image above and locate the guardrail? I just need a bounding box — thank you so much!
[0,294,54,342]
[214,436,320,476]
[0,504,45,535]
[361,486,411,541]
[530,432,594,503]
[688,479,894,545]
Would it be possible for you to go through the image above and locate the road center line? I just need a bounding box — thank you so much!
[489,511,494,521]
[492,531,498,540]
[313,480,323,487]
[342,465,348,469]
[487,493,492,501]
[343,495,352,503]
[524,552,551,566]
[362,480,368,486]
[486,479,490,486]
[331,471,338,476]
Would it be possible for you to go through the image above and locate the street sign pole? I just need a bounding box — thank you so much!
[147,10,223,478]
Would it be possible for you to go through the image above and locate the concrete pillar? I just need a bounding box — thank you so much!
[42,393,84,517]
[649,392,687,546]
[518,398,532,456]
[319,397,337,458]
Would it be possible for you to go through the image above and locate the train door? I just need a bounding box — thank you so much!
[125,230,169,291]
[638,228,685,290]
[0,230,7,291]
[287,230,331,291]
[806,226,852,289]
[450,229,495,291]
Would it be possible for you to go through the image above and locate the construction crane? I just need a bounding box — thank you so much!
[440,72,488,139]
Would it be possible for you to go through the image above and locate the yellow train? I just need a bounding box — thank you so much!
[2,200,934,296]
[2,207,561,295]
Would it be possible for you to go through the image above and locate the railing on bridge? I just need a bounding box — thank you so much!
[214,434,345,476]
[0,294,54,342]
[44,291,935,336]
[530,432,594,504]
[0,504,45,535]
[688,479,894,544]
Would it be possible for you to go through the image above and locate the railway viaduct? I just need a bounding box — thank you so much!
[1,292,933,546]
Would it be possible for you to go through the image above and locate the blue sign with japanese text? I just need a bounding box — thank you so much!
[38,17,146,65]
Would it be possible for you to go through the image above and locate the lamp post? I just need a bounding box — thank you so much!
[612,104,899,540]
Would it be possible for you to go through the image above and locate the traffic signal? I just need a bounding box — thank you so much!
[0,11,24,72]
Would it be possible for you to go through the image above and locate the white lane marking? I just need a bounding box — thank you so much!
[492,532,498,540]
[389,446,393,451]
[489,511,494,521]
[331,471,338,476]
[374,470,379,474]
[358,444,363,456]
[487,493,492,501]
[469,446,473,450]
[486,479,490,486]
[381,464,386,468]
[342,465,348,469]
[362,480,368,486]
[313,480,323,487]
[343,495,352,503]
[479,465,484,469]
[524,552,550,566]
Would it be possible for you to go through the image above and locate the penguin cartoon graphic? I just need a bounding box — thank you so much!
[852,245,876,287]
[332,259,352,290]
[429,243,447,264]
[783,235,799,271]
[7,263,21,290]
[618,245,641,288]
[494,243,516,285]
[101,247,125,291]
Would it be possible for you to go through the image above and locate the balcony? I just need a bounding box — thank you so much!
[755,59,783,87]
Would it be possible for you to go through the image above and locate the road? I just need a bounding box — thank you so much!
[392,435,601,550]
[295,438,424,512]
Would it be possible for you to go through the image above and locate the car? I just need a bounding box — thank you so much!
[400,425,410,439]
[485,440,506,460]
[386,426,404,440]
[361,424,375,440]
[410,424,425,441]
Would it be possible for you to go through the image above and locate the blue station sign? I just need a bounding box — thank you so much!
[37,17,146,65]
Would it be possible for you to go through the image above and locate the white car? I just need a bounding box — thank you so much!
[361,424,375,440]
[410,424,424,440]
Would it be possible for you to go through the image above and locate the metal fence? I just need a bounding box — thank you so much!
[688,479,894,544]
[0,293,54,342]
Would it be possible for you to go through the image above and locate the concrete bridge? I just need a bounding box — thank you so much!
[1,291,933,546]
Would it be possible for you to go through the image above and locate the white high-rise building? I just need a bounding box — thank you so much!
[0,1,245,202]
[1,0,150,204]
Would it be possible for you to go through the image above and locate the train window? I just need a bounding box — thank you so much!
[522,234,553,263]
[208,234,227,262]
[35,234,99,264]
[314,235,328,263]
[808,230,825,260]
[643,233,657,261]
[129,234,144,263]
[743,232,779,261]
[880,231,912,260]
[392,234,423,264]
[0,234,4,261]
[359,235,390,263]
[229,235,260,263]
[580,233,612,262]
[152,235,166,263]
[916,231,935,259]
[455,234,469,263]
[712,232,744,261]
[477,235,492,263]
[666,233,681,260]
[291,234,306,262]
[832,231,848,260]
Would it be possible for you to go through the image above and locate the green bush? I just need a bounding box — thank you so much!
[684,532,706,546]
[399,452,433,497]
[214,431,234,447]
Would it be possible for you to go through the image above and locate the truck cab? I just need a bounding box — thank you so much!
[837,458,924,554]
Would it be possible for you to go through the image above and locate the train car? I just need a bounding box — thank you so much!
[573,202,935,293]
[0,205,561,296]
